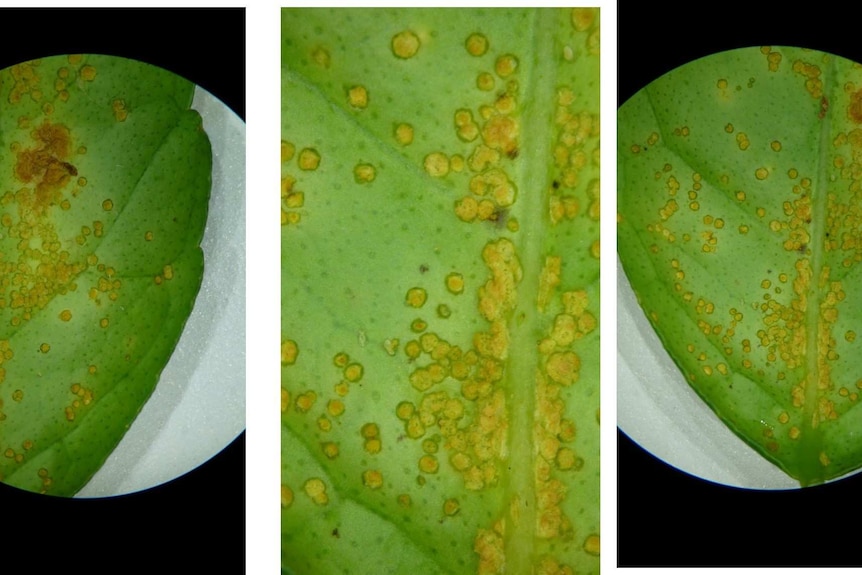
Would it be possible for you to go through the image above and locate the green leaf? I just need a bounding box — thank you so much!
[618,46,862,487]
[0,54,211,496]
[281,8,600,574]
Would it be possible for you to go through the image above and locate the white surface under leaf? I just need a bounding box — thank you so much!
[76,87,246,498]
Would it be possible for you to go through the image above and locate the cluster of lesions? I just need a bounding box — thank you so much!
[549,85,599,236]
[280,140,318,227]
[392,31,521,230]
[7,55,97,108]
[391,240,518,495]
[286,240,520,520]
[533,254,599,551]
[280,337,372,508]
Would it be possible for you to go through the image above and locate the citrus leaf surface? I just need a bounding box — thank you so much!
[618,46,862,487]
[0,54,211,496]
[282,8,600,573]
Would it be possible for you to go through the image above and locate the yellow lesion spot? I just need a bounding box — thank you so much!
[423,152,450,177]
[418,454,439,473]
[39,343,50,353]
[445,272,465,294]
[391,30,420,59]
[303,478,328,505]
[311,46,331,68]
[405,287,427,308]
[443,498,460,516]
[298,148,321,171]
[322,442,340,459]
[59,309,72,322]
[755,167,769,180]
[347,85,369,109]
[343,363,364,382]
[362,469,384,489]
[327,399,345,417]
[583,534,600,556]
[465,33,489,57]
[494,54,518,78]
[101,199,113,211]
[477,72,495,91]
[353,163,376,183]
[295,391,317,413]
[394,123,414,146]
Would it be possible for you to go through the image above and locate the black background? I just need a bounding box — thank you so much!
[0,7,245,573]
[619,1,862,568]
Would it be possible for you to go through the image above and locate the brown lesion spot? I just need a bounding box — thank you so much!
[13,121,77,214]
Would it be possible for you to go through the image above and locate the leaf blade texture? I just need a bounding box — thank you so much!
[0,54,211,496]
[281,7,600,574]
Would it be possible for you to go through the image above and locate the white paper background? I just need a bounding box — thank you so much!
[617,257,803,490]
[76,87,246,498]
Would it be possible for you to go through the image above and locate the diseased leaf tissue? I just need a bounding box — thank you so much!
[619,46,862,487]
[0,55,211,496]
[282,8,600,575]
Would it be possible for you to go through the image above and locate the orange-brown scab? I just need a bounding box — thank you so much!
[481,114,518,155]
[111,99,128,122]
[792,59,824,100]
[545,351,581,386]
[571,7,597,31]
[443,498,460,516]
[760,47,782,72]
[474,523,505,575]
[347,85,369,109]
[537,256,562,313]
